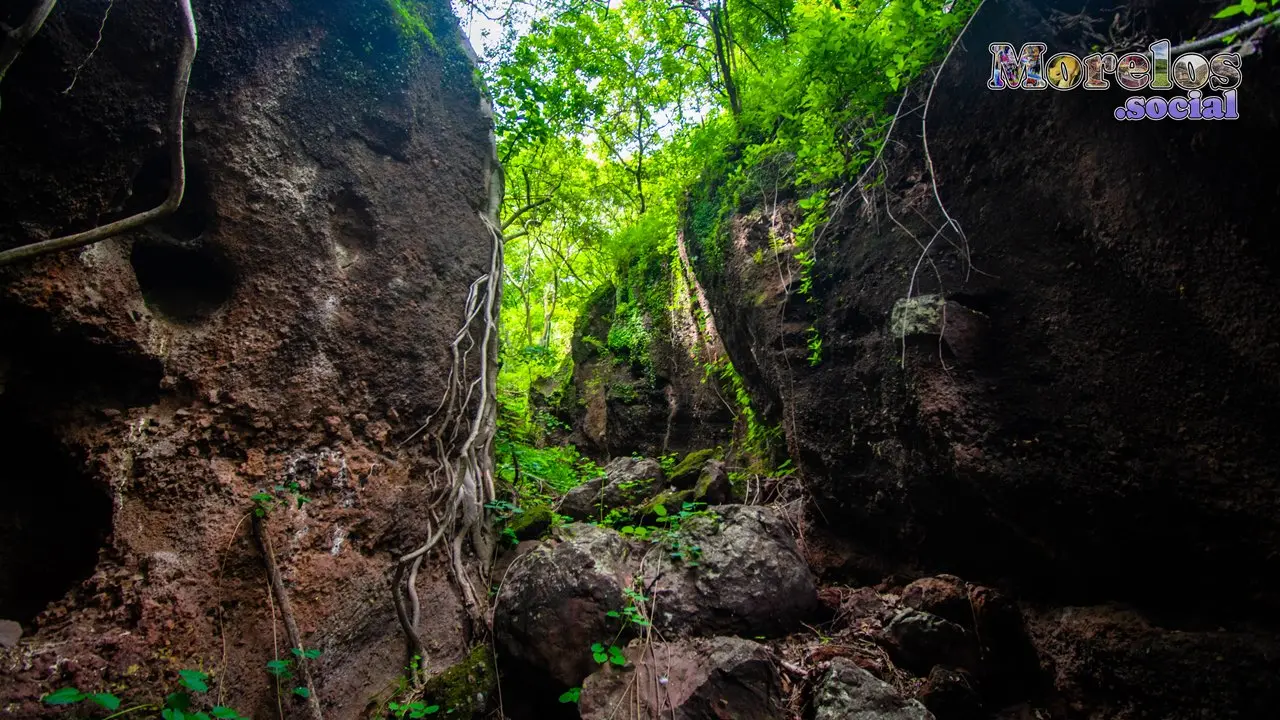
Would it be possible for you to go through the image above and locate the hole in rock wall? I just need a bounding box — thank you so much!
[0,420,112,627]
[130,240,237,323]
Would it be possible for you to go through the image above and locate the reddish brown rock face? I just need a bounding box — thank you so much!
[0,0,498,716]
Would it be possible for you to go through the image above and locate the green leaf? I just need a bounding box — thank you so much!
[166,691,192,711]
[88,693,122,710]
[559,687,582,703]
[162,709,185,720]
[179,669,210,693]
[605,610,621,618]
[293,686,311,698]
[652,504,667,518]
[1214,4,1247,17]
[212,707,245,719]
[266,659,292,677]
[593,650,608,663]
[42,687,85,705]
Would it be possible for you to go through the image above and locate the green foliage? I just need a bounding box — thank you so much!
[264,648,320,702]
[252,480,311,517]
[805,325,823,366]
[590,642,627,667]
[1213,0,1274,17]
[386,0,438,49]
[473,0,978,481]
[43,669,249,720]
[559,687,582,704]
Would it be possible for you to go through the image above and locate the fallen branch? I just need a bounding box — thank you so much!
[254,515,324,720]
[1170,11,1280,55]
[0,0,197,267]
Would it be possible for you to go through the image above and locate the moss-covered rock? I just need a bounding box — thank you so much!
[668,448,719,489]
[639,489,694,517]
[507,504,554,541]
[420,644,496,718]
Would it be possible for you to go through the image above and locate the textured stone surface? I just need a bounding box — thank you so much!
[813,658,934,720]
[494,524,634,687]
[580,636,782,720]
[646,505,819,637]
[0,1,498,716]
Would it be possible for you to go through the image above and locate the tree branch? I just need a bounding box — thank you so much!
[501,194,556,231]
[0,0,198,268]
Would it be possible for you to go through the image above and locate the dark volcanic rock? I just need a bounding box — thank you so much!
[580,636,782,720]
[813,658,934,720]
[884,609,978,677]
[1029,605,1280,719]
[919,666,983,720]
[646,505,818,637]
[494,524,633,687]
[685,0,1280,626]
[0,0,498,716]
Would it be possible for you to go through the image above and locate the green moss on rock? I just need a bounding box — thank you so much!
[668,448,718,488]
[421,644,496,718]
[507,505,554,541]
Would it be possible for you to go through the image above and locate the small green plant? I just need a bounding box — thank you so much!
[42,669,248,720]
[558,687,582,704]
[1213,0,1275,17]
[805,325,823,366]
[590,642,627,667]
[252,480,312,517]
[386,701,441,718]
[265,647,321,701]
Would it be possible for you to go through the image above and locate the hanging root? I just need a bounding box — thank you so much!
[0,0,198,267]
[392,214,503,658]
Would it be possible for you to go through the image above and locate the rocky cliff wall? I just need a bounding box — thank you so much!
[0,0,498,716]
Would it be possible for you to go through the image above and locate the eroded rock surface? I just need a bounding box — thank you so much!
[493,524,633,687]
[647,504,818,637]
[0,0,499,715]
[580,636,782,720]
[814,658,934,720]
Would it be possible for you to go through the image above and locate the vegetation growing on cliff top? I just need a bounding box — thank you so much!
[475,0,979,479]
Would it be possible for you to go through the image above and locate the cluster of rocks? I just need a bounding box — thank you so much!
[557,451,734,522]
[493,452,984,719]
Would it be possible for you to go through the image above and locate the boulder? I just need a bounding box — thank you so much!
[559,477,605,521]
[692,459,733,504]
[580,636,782,720]
[667,448,718,489]
[814,658,935,720]
[557,457,665,520]
[900,576,972,627]
[884,609,978,676]
[599,456,666,508]
[493,524,634,686]
[919,666,983,720]
[646,505,818,637]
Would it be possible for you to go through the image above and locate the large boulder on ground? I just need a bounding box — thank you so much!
[557,456,665,520]
[579,636,782,720]
[558,477,605,521]
[814,658,935,720]
[493,524,634,687]
[884,608,978,677]
[646,505,819,636]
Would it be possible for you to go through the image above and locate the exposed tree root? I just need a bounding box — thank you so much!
[254,515,324,720]
[0,0,197,267]
[0,0,58,113]
[392,214,503,658]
